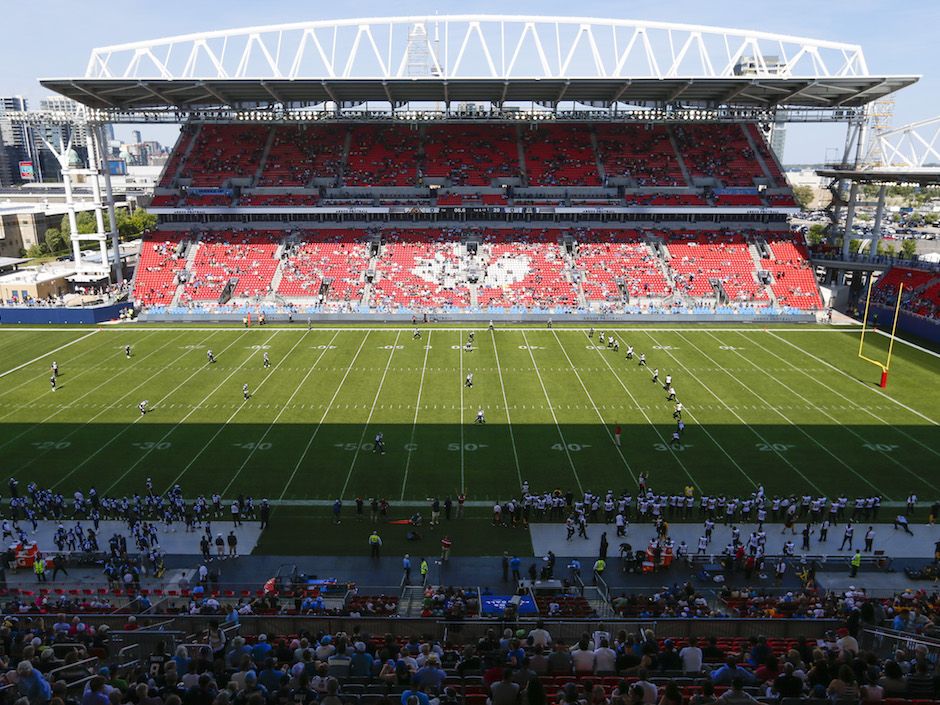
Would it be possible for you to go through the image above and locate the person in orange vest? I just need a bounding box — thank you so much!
[33,554,47,582]
[662,544,674,569]
[440,535,452,562]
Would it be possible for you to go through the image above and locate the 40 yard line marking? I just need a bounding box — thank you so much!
[0,330,100,380]
[520,331,583,493]
[550,330,637,486]
[340,331,402,498]
[277,332,372,501]
[490,330,522,491]
[400,331,432,500]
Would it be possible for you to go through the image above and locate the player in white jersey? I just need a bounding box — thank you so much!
[263,352,270,368]
[242,384,250,401]
[465,372,473,388]
[475,408,486,424]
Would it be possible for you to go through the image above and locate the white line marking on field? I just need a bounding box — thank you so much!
[46,331,243,491]
[400,331,432,500]
[550,330,637,486]
[277,332,372,501]
[520,331,582,493]
[696,331,889,498]
[0,330,99,380]
[646,330,823,494]
[459,331,465,491]
[490,330,522,491]
[577,331,710,490]
[736,331,938,491]
[768,331,939,426]
[340,331,401,498]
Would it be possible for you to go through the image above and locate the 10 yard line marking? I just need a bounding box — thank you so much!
[104,331,279,494]
[768,331,939,426]
[520,331,583,493]
[550,330,637,486]
[400,331,432,500]
[277,332,372,501]
[47,330,237,490]
[340,331,402,498]
[0,330,100,380]
[169,329,312,492]
[490,330,522,490]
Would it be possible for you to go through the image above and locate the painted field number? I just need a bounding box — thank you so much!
[654,443,693,451]
[335,442,373,451]
[757,443,795,452]
[552,443,590,452]
[132,441,171,450]
[32,441,71,450]
[234,442,272,450]
[448,443,488,451]
[863,443,898,452]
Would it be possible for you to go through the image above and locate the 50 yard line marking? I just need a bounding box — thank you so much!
[400,330,432,500]
[0,330,100,380]
[277,332,372,501]
[550,330,637,486]
[490,330,522,491]
[340,331,402,499]
[520,330,582,493]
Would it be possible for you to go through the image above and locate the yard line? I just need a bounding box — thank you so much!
[644,330,823,494]
[47,330,241,490]
[0,330,100,380]
[400,331,433,500]
[735,331,939,490]
[550,330,638,486]
[171,330,318,494]
[340,331,402,498]
[520,331,583,493]
[103,331,279,494]
[490,330,522,491]
[277,332,372,501]
[769,331,939,426]
[459,332,465,491]
[574,331,715,490]
[0,331,180,453]
[696,331,892,497]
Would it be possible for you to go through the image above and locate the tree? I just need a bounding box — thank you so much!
[44,227,65,254]
[807,224,827,245]
[792,185,815,210]
[901,238,917,259]
[25,243,47,258]
[116,208,157,240]
[60,211,98,237]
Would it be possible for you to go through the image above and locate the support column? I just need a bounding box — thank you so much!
[95,124,123,282]
[841,181,860,259]
[870,184,887,258]
[85,129,108,275]
[62,167,83,274]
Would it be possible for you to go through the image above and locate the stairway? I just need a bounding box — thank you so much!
[170,234,203,307]
[252,127,278,185]
[583,586,616,619]
[666,127,694,187]
[398,585,425,617]
[516,126,529,186]
[337,128,353,187]
[741,124,776,185]
[589,129,607,183]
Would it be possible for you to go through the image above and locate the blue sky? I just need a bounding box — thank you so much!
[2,0,936,163]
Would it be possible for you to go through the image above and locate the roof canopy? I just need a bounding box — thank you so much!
[42,16,916,110]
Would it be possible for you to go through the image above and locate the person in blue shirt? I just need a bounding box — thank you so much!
[16,661,52,704]
[709,657,756,686]
[401,686,431,705]
[413,656,446,689]
[510,555,521,581]
[251,633,273,662]
[350,642,374,677]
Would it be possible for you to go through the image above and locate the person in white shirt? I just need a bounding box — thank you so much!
[570,638,595,674]
[679,636,704,674]
[593,638,617,674]
[528,621,552,649]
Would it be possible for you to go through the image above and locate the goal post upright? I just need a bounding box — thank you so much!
[858,277,903,388]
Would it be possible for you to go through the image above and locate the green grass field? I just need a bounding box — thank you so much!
[0,324,938,506]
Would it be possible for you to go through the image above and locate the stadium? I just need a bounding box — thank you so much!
[0,12,939,705]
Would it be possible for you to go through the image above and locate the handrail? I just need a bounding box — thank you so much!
[46,655,98,683]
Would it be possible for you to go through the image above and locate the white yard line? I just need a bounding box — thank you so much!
[339,331,402,498]
[169,330,314,493]
[277,332,372,501]
[0,330,100,380]
[17,325,861,333]
[769,331,939,426]
[399,331,433,500]
[645,330,824,494]
[490,330,522,491]
[694,331,891,498]
[520,330,583,493]
[103,331,279,494]
[573,331,713,490]
[549,330,638,486]
[0,331,180,453]
[735,331,939,490]
[47,331,242,490]
[459,332,465,491]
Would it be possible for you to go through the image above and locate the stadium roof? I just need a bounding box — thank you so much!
[816,168,940,186]
[41,16,916,110]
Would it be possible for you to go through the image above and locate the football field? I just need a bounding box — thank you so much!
[0,324,938,505]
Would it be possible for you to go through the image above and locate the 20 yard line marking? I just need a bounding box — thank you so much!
[550,330,637,486]
[520,331,583,493]
[400,331,432,500]
[490,330,522,490]
[340,331,402,498]
[277,332,372,501]
[0,330,100,380]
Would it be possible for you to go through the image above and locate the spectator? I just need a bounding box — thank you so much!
[529,621,552,649]
[594,638,617,675]
[571,637,596,674]
[772,662,804,699]
[710,658,755,686]
[634,669,658,704]
[718,678,758,705]
[490,669,521,705]
[679,637,703,675]
[689,682,717,705]
[548,643,574,675]
[658,683,683,705]
[414,655,446,689]
[321,678,343,705]
[827,665,861,701]
[350,642,374,677]
[879,660,908,697]
[905,661,936,699]
[17,660,52,704]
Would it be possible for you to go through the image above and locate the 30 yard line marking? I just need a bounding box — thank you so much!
[277,332,372,501]
[768,331,939,426]
[490,330,522,490]
[520,331,582,493]
[574,331,711,490]
[104,331,279,494]
[645,330,823,494]
[0,330,100,380]
[400,331,432,500]
[735,331,938,491]
[550,330,637,486]
[168,329,312,492]
[694,331,888,497]
[340,331,402,498]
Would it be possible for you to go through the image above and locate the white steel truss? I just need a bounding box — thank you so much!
[868,115,940,168]
[82,16,870,81]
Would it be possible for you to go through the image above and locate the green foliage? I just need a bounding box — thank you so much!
[807,224,827,245]
[901,238,917,259]
[43,227,65,254]
[116,208,157,240]
[849,238,862,254]
[60,211,99,237]
[792,185,814,210]
[25,243,46,258]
